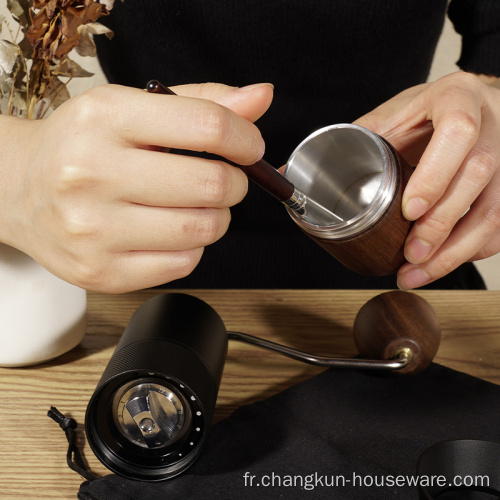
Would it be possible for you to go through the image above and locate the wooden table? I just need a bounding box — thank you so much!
[1,289,499,499]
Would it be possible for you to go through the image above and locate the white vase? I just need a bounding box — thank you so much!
[0,243,87,367]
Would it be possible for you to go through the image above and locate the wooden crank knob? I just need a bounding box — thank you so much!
[353,291,441,375]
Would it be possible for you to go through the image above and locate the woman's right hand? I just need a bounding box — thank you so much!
[0,82,273,293]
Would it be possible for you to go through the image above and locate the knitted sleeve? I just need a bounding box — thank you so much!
[448,0,500,76]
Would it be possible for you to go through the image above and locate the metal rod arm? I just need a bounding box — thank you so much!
[227,331,410,371]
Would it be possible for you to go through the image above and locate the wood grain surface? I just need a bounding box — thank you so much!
[1,289,499,499]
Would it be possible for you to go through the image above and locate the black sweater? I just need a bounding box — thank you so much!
[95,0,500,289]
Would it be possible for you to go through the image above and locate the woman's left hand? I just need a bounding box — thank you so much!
[354,71,500,289]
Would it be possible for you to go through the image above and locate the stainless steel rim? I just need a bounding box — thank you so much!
[284,123,397,239]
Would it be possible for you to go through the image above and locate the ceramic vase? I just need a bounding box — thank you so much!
[0,243,86,367]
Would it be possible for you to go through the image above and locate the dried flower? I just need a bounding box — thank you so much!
[1,0,117,119]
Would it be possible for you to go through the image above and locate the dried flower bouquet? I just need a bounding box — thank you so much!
[0,0,116,119]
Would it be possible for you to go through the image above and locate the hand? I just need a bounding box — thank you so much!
[0,82,273,293]
[354,72,500,289]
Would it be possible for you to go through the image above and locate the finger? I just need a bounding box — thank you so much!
[81,85,266,165]
[84,248,204,293]
[469,181,500,261]
[398,184,500,289]
[172,82,274,123]
[470,231,500,261]
[404,119,498,264]
[402,75,484,221]
[353,84,432,162]
[111,148,248,208]
[128,92,265,164]
[106,205,231,252]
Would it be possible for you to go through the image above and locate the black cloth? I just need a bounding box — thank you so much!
[93,1,498,289]
[79,363,500,499]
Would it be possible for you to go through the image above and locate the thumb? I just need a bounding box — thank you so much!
[171,82,274,123]
[352,85,432,164]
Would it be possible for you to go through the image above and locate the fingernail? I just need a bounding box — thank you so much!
[403,197,430,221]
[237,82,274,92]
[397,267,431,290]
[397,279,409,292]
[405,237,432,264]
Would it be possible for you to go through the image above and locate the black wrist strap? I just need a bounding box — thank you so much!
[47,407,97,482]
